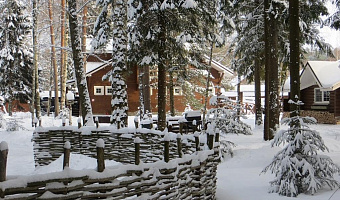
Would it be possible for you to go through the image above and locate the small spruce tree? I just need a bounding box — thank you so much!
[262,100,340,197]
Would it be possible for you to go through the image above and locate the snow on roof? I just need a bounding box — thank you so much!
[203,55,234,77]
[284,61,340,92]
[222,84,265,98]
[306,61,340,90]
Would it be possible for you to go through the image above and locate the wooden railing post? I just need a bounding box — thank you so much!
[194,132,200,151]
[0,141,8,182]
[134,137,141,165]
[177,134,182,158]
[39,118,42,127]
[96,139,105,172]
[63,141,71,169]
[77,118,82,129]
[164,133,170,163]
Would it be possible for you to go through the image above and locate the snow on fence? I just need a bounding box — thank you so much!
[0,129,220,199]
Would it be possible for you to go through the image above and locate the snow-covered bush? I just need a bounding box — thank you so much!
[262,100,340,197]
[207,107,252,135]
[6,117,27,131]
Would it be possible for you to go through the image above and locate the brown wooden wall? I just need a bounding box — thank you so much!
[300,85,335,113]
[86,54,223,115]
[335,88,340,117]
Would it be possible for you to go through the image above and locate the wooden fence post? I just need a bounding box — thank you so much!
[164,133,170,163]
[208,132,214,150]
[95,117,99,129]
[179,122,184,134]
[62,118,66,127]
[39,118,42,127]
[77,118,82,129]
[0,141,8,182]
[33,117,38,127]
[192,120,197,132]
[177,134,182,158]
[215,128,220,143]
[194,132,200,151]
[96,139,105,172]
[135,137,141,165]
[63,141,71,169]
[134,116,139,129]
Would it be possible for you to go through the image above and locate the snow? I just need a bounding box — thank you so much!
[0,141,8,151]
[1,112,340,199]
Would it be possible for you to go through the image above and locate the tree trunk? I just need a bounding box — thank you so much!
[202,42,214,130]
[110,0,129,128]
[264,0,278,140]
[32,0,37,122]
[82,2,87,72]
[157,12,167,131]
[289,0,300,119]
[169,71,175,116]
[60,0,67,111]
[48,0,59,117]
[68,0,94,126]
[254,58,262,126]
[143,65,151,113]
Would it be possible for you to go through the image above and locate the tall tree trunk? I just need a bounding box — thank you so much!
[157,12,167,131]
[264,0,278,140]
[143,65,151,113]
[289,0,300,120]
[68,0,94,126]
[110,0,129,128]
[169,70,175,116]
[82,2,87,72]
[32,0,37,123]
[254,57,262,126]
[48,0,59,117]
[202,42,214,130]
[60,0,67,111]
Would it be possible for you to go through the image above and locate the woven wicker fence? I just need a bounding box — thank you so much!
[0,126,220,199]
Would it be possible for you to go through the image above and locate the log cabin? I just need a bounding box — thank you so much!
[78,53,234,118]
[283,61,340,124]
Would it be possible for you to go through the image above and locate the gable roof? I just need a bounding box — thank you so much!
[301,61,340,91]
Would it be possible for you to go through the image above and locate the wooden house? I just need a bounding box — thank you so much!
[81,53,233,116]
[283,61,340,124]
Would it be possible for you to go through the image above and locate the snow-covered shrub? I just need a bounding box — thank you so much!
[262,100,340,197]
[6,117,27,131]
[207,108,252,135]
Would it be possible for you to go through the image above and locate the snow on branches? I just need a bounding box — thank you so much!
[262,100,340,197]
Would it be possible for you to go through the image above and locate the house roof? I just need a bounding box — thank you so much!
[301,61,340,91]
[203,55,234,77]
[283,60,340,92]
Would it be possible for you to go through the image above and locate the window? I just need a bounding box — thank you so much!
[94,86,104,95]
[173,86,183,96]
[105,86,113,95]
[314,88,330,104]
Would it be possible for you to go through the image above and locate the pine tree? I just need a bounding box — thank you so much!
[0,0,33,116]
[262,100,340,197]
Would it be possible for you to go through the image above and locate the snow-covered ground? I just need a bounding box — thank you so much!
[1,112,340,199]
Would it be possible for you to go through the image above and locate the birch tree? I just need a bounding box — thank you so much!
[68,0,94,126]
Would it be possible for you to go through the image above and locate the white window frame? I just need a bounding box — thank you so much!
[314,88,330,104]
[105,86,113,95]
[94,86,104,95]
[173,86,183,96]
